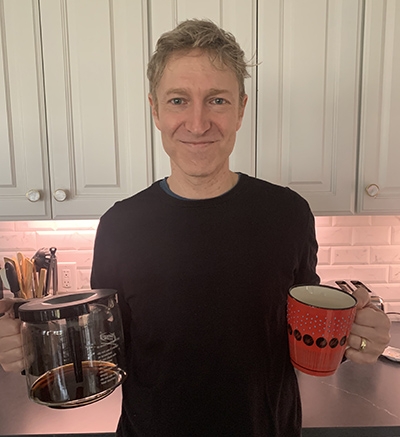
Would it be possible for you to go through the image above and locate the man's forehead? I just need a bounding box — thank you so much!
[159,52,237,89]
[164,48,230,72]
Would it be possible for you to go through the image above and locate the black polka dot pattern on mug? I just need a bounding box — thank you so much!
[287,324,347,349]
[287,307,354,349]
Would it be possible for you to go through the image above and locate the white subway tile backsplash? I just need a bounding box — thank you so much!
[370,246,400,264]
[0,222,15,231]
[36,230,96,251]
[369,283,400,295]
[0,232,37,251]
[317,265,389,284]
[315,227,352,246]
[392,227,400,245]
[371,216,400,226]
[316,266,353,282]
[15,220,99,232]
[389,266,400,283]
[49,220,98,231]
[332,247,369,265]
[351,265,389,283]
[352,227,391,245]
[15,221,59,232]
[56,249,94,268]
[316,247,331,265]
[314,217,333,227]
[79,268,92,290]
[332,216,372,227]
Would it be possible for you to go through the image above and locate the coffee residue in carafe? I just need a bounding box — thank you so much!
[30,360,125,408]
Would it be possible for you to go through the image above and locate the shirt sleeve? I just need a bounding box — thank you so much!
[90,212,122,291]
[90,211,133,346]
[294,206,320,286]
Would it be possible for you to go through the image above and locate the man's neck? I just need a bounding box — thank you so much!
[166,171,239,200]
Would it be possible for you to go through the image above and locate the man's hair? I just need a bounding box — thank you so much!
[147,19,251,108]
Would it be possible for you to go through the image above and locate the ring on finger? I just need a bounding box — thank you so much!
[360,337,367,352]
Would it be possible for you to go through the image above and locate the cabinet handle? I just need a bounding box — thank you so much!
[365,184,380,198]
[53,189,68,202]
[26,189,41,202]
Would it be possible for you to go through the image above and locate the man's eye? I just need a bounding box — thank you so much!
[212,98,226,105]
[170,98,183,105]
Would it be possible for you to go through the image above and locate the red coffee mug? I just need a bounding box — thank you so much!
[287,284,357,376]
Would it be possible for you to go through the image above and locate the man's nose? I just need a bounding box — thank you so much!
[185,103,211,135]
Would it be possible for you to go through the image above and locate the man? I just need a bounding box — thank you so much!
[0,19,391,437]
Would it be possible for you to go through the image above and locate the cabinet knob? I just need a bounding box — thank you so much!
[26,189,41,202]
[53,189,68,202]
[365,184,380,198]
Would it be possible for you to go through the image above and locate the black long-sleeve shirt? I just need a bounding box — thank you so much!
[91,174,320,436]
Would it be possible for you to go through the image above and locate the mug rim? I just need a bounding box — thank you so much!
[289,284,357,310]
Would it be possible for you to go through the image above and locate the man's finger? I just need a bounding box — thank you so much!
[344,347,379,364]
[353,306,391,329]
[0,316,22,337]
[352,286,370,309]
[0,358,25,373]
[0,332,22,353]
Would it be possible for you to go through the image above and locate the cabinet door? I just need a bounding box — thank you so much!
[358,0,400,214]
[0,0,51,220]
[257,0,362,215]
[149,0,257,181]
[40,0,152,219]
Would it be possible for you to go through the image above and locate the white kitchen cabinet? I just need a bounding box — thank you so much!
[0,0,152,220]
[357,0,400,214]
[0,0,51,219]
[40,0,151,219]
[257,0,362,215]
[148,0,257,181]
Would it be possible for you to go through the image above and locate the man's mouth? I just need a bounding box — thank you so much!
[180,140,215,146]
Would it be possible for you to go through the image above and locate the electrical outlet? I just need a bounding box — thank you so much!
[58,262,77,292]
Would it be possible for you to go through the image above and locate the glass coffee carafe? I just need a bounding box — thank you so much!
[18,289,126,408]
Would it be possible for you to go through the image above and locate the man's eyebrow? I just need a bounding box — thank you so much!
[164,88,232,96]
[165,88,189,96]
[207,88,232,96]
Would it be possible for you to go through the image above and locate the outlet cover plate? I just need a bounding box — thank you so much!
[57,262,77,292]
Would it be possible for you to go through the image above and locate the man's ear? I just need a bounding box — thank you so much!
[148,93,159,121]
[236,94,248,131]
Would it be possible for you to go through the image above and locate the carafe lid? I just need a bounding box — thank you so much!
[18,289,117,323]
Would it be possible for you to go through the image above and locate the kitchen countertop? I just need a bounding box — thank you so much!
[299,318,400,436]
[0,319,399,437]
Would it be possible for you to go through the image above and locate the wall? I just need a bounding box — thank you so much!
[1,216,399,309]
[314,216,400,312]
[0,220,98,292]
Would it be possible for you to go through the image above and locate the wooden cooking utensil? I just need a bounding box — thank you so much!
[13,255,26,299]
[37,268,47,298]
[25,259,34,299]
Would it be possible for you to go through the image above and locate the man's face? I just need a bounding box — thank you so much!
[149,49,247,180]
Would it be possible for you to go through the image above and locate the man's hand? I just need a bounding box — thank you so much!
[345,287,391,364]
[0,299,24,372]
